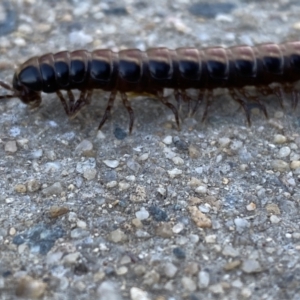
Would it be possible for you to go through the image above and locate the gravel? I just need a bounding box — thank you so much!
[1,0,300,299]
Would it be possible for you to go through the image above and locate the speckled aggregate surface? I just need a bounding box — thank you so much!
[0,0,300,299]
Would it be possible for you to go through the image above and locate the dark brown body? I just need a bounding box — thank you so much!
[1,41,300,132]
[13,42,300,94]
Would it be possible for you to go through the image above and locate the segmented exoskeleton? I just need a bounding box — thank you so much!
[1,41,300,131]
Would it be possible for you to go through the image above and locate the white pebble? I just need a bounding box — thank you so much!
[77,220,87,229]
[218,137,231,147]
[172,156,184,165]
[138,153,149,161]
[163,136,173,145]
[118,182,130,190]
[130,287,150,300]
[157,186,166,196]
[246,202,256,211]
[181,276,197,292]
[278,146,291,158]
[103,160,119,168]
[167,168,182,178]
[198,271,210,289]
[126,175,136,181]
[270,215,281,224]
[172,223,184,233]
[106,181,117,188]
[274,134,287,144]
[205,234,216,243]
[135,208,149,220]
[195,185,207,194]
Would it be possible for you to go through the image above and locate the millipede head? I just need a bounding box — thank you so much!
[0,75,42,108]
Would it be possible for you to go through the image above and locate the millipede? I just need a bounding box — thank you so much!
[1,41,300,132]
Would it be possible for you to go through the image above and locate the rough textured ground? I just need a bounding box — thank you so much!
[0,0,300,299]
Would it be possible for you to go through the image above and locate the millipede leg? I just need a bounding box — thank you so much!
[69,90,93,118]
[273,86,285,108]
[291,90,299,109]
[240,88,268,119]
[56,90,70,115]
[230,90,252,125]
[174,89,182,112]
[201,91,212,122]
[0,80,13,91]
[0,80,15,99]
[121,92,135,133]
[157,91,180,129]
[190,90,205,117]
[57,90,93,118]
[98,91,117,131]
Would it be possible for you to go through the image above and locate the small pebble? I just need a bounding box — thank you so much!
[118,181,130,190]
[278,146,291,158]
[181,276,197,292]
[15,276,47,299]
[97,281,122,300]
[291,161,300,169]
[222,245,239,257]
[188,144,200,158]
[83,168,97,180]
[274,134,287,144]
[167,168,182,178]
[195,185,207,194]
[172,222,184,233]
[198,271,210,289]
[270,160,289,172]
[30,149,43,159]
[246,202,256,211]
[75,139,94,156]
[164,262,178,278]
[106,181,117,188]
[135,208,149,220]
[223,260,241,271]
[108,229,128,243]
[209,283,224,294]
[42,182,63,196]
[230,140,243,151]
[48,206,69,218]
[5,140,17,153]
[63,252,80,265]
[130,185,147,202]
[27,179,40,192]
[157,186,167,197]
[163,135,173,145]
[142,270,160,286]
[14,184,26,193]
[132,218,143,228]
[270,215,281,224]
[138,153,149,161]
[173,247,186,259]
[70,228,89,239]
[77,220,87,229]
[218,137,231,147]
[127,159,141,173]
[116,266,128,276]
[103,160,119,168]
[5,198,14,204]
[241,259,262,273]
[234,218,249,233]
[188,206,212,228]
[156,223,173,238]
[172,156,184,165]
[205,234,216,243]
[9,227,16,235]
[265,203,281,215]
[130,287,150,300]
